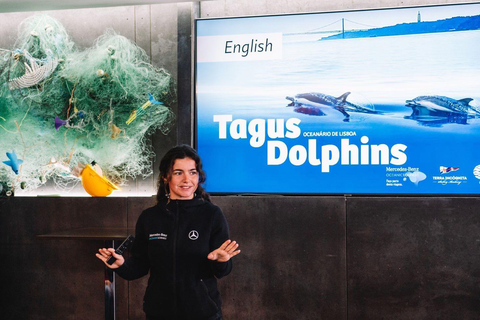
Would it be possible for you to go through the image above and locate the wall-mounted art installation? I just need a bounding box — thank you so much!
[0,15,175,197]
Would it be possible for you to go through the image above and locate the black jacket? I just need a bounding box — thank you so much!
[115,196,232,319]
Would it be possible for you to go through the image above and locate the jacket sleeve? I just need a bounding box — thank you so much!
[209,205,233,279]
[115,212,150,280]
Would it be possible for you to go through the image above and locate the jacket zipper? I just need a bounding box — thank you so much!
[173,200,179,318]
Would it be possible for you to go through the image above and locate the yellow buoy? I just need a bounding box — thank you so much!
[80,164,120,197]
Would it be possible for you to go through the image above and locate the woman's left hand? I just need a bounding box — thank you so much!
[208,240,241,262]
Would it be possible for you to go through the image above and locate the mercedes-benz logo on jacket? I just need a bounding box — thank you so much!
[188,230,199,240]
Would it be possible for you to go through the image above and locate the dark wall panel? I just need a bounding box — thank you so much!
[0,197,128,320]
[7,195,479,319]
[213,196,347,320]
[347,197,480,320]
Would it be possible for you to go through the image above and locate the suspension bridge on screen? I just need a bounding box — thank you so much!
[285,18,378,39]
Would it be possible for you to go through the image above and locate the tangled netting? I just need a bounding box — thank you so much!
[0,14,176,195]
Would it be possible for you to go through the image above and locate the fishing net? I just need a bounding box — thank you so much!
[0,14,175,195]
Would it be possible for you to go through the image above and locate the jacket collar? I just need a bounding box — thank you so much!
[159,195,205,211]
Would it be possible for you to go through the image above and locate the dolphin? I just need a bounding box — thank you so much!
[406,95,479,115]
[286,92,377,118]
[3,150,24,175]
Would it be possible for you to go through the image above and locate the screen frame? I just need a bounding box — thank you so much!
[193,2,480,196]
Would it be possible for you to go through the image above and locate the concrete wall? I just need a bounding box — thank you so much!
[199,0,466,17]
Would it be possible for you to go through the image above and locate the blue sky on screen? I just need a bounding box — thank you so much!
[196,3,480,36]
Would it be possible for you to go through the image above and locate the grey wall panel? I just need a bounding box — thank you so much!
[134,5,152,58]
[0,12,32,48]
[0,7,136,50]
[199,0,472,18]
[212,196,347,320]
[176,2,195,145]
[48,6,136,49]
[347,197,480,320]
[149,3,180,184]
[151,3,178,80]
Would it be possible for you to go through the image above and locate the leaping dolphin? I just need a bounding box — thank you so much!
[406,95,479,115]
[286,92,377,118]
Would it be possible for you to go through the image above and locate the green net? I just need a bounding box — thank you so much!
[0,14,175,195]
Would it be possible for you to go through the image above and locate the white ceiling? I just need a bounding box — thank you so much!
[0,0,196,13]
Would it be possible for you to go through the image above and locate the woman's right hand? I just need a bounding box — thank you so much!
[96,248,125,269]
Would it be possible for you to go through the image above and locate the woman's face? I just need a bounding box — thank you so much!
[166,157,199,200]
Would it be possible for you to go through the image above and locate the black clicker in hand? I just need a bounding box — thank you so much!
[107,235,135,265]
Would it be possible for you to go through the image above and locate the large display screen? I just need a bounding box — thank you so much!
[195,3,480,194]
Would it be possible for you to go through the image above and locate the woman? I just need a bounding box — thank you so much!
[96,145,240,320]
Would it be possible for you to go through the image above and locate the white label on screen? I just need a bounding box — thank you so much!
[197,33,283,62]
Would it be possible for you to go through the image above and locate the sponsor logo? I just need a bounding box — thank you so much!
[473,165,480,180]
[149,233,167,240]
[188,230,199,240]
[440,166,459,174]
[433,166,467,185]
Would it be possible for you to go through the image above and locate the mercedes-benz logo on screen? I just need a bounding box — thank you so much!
[473,165,480,179]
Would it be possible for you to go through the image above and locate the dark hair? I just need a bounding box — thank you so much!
[156,144,210,202]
